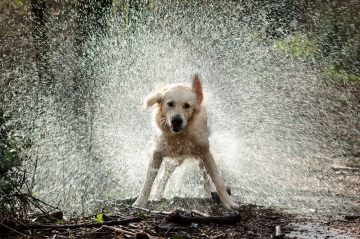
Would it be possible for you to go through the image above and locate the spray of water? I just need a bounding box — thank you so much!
[1,1,359,216]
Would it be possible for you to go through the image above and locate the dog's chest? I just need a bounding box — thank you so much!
[155,135,199,157]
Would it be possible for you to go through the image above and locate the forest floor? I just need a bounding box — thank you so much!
[3,152,360,238]
[1,197,360,239]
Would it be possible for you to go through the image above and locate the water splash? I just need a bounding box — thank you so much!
[1,1,359,216]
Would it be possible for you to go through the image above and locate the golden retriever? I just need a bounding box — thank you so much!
[133,74,239,209]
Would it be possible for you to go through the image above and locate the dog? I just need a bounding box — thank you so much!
[133,74,239,209]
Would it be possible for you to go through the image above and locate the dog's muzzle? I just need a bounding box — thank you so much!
[170,115,183,133]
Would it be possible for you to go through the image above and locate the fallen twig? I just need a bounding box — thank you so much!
[0,209,44,239]
[344,215,360,221]
[103,225,136,236]
[132,205,172,216]
[331,165,360,172]
[29,217,142,229]
[132,205,151,213]
[0,222,33,238]
[191,210,210,217]
[150,210,172,215]
[167,211,241,225]
[103,225,158,239]
[155,223,188,232]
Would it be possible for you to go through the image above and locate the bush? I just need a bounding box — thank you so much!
[0,110,28,216]
[310,0,360,78]
[273,34,317,60]
[273,0,360,83]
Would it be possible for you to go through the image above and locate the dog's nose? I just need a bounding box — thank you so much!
[171,115,183,127]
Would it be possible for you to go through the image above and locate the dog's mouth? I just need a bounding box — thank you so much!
[170,125,182,133]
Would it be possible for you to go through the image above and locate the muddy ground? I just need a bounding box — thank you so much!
[1,197,360,239]
[3,153,360,238]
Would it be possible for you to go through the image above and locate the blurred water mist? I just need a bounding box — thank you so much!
[1,1,359,216]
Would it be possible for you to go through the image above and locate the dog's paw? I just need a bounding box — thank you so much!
[222,201,239,210]
[132,198,147,208]
[132,203,146,209]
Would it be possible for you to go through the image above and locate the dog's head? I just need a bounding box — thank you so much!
[144,74,204,134]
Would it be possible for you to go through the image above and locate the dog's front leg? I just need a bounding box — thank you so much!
[133,151,163,208]
[199,160,212,194]
[201,150,239,209]
[153,158,184,199]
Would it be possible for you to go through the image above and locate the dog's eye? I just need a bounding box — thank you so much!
[167,102,174,107]
[184,103,190,109]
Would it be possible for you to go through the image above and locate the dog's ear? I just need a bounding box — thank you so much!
[192,74,203,106]
[143,89,164,109]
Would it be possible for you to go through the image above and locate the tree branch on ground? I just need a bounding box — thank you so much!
[167,211,242,225]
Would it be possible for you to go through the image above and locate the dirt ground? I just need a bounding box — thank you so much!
[1,198,360,239]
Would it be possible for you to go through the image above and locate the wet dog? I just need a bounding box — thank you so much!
[133,74,239,209]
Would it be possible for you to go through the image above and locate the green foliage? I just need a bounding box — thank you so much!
[13,0,26,7]
[138,210,145,216]
[273,34,317,59]
[0,110,22,195]
[1,0,27,11]
[274,1,360,84]
[338,36,360,76]
[93,213,103,222]
[310,1,360,80]
[56,219,64,224]
[311,1,359,55]
[0,109,30,215]
[160,201,170,210]
[324,65,360,84]
[274,32,360,84]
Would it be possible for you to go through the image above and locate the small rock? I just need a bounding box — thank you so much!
[34,211,65,223]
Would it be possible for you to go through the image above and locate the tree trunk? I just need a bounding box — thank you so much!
[128,0,139,36]
[74,0,113,154]
[31,0,50,90]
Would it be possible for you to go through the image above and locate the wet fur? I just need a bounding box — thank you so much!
[133,74,239,209]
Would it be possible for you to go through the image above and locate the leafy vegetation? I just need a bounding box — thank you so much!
[273,34,317,59]
[0,110,29,217]
[273,33,360,84]
[273,0,360,84]
[324,65,360,84]
[94,213,103,222]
